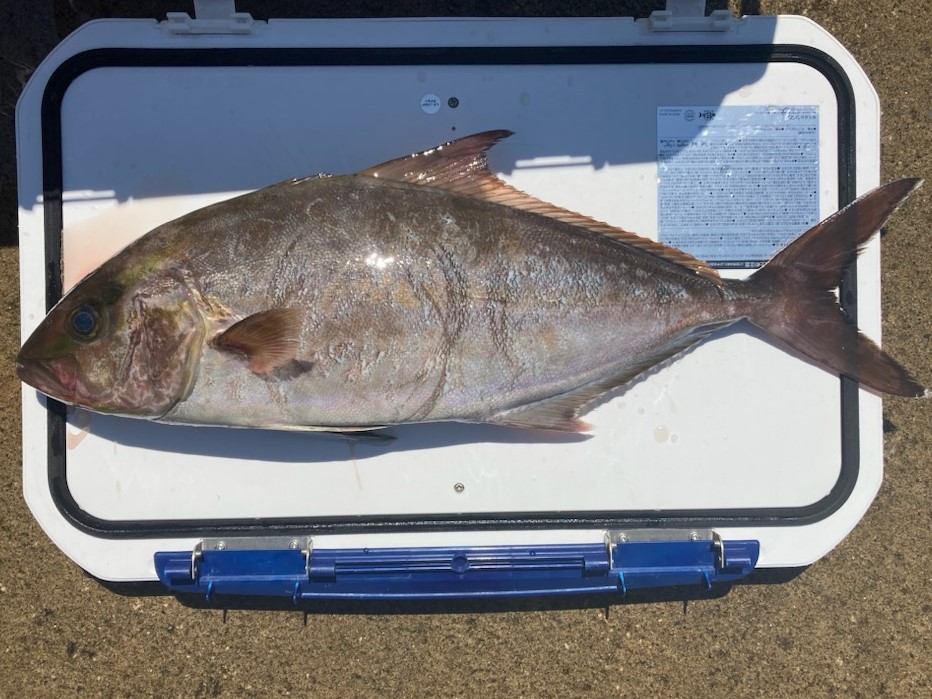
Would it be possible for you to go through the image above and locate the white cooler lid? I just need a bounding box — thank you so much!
[17,12,885,582]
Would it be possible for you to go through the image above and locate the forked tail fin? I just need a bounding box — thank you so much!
[744,179,926,397]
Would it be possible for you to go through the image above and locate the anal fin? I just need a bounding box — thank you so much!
[484,399,594,433]
[485,320,736,432]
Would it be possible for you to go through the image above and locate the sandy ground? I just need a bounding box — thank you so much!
[1,1,930,697]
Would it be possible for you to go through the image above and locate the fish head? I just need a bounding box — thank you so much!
[17,254,206,418]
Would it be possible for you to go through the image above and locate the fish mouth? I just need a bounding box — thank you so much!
[16,354,79,403]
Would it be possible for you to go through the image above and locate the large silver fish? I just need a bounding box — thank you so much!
[16,131,926,436]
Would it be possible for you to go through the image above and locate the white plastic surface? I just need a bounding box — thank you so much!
[17,15,884,581]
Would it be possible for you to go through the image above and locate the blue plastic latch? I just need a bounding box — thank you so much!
[155,531,759,601]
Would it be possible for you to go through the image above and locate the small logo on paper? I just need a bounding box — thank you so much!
[698,109,716,121]
[684,109,695,121]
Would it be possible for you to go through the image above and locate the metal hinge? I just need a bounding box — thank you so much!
[188,536,312,597]
[604,528,755,593]
[649,0,733,32]
[163,0,256,35]
[609,528,728,567]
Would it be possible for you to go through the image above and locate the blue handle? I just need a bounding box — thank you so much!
[155,539,759,601]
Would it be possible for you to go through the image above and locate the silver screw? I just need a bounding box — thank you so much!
[215,541,226,551]
[688,531,700,541]
[289,540,300,550]
[454,483,465,493]
[617,533,629,543]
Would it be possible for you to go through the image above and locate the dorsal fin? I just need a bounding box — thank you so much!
[359,130,722,285]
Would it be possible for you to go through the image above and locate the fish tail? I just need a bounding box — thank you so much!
[741,178,926,397]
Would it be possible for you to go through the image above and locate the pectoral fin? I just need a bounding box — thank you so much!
[212,309,303,374]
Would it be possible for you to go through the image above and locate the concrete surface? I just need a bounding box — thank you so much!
[1,1,929,697]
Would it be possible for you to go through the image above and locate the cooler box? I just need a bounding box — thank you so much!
[16,1,888,600]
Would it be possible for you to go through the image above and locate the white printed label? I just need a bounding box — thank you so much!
[657,105,819,268]
[420,93,442,114]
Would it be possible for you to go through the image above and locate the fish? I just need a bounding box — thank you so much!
[16,130,927,437]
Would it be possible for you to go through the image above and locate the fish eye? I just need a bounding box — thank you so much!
[68,304,101,341]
